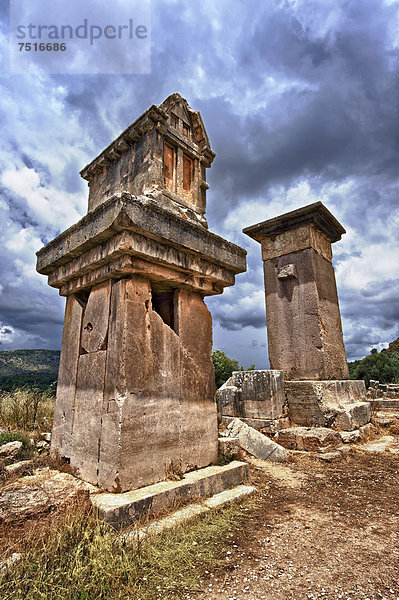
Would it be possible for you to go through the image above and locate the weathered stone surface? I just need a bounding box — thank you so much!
[318,451,342,462]
[221,415,285,433]
[285,380,371,430]
[218,437,240,459]
[243,202,349,381]
[368,398,399,410]
[82,95,214,219]
[367,380,399,400]
[340,430,361,444]
[225,418,289,462]
[0,441,22,458]
[4,460,34,476]
[51,295,83,459]
[92,461,249,527]
[80,281,111,353]
[95,277,218,493]
[36,194,246,297]
[0,468,97,523]
[70,351,107,483]
[218,370,285,421]
[120,484,256,542]
[358,436,397,454]
[259,224,333,262]
[276,427,342,451]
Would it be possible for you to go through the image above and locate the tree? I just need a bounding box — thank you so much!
[348,349,399,387]
[211,350,255,389]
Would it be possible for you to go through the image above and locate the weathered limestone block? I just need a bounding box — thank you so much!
[243,203,349,381]
[80,281,111,353]
[225,418,289,462]
[96,278,218,492]
[218,437,240,460]
[340,430,361,443]
[70,351,107,482]
[51,295,83,459]
[285,380,371,431]
[218,370,285,422]
[0,468,97,523]
[276,427,342,451]
[0,441,22,458]
[221,415,286,433]
[92,461,249,528]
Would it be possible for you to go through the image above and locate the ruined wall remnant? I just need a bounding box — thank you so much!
[36,94,247,492]
[243,202,349,381]
[218,370,286,432]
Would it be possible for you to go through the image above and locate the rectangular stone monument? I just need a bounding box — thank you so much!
[243,202,349,381]
[37,94,247,492]
[243,203,371,430]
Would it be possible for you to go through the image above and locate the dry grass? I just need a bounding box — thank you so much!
[0,492,254,600]
[0,388,54,434]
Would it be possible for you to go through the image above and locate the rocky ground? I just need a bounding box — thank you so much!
[192,447,399,600]
[1,428,398,600]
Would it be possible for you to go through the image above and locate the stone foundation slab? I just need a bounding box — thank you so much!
[285,380,371,431]
[91,461,249,528]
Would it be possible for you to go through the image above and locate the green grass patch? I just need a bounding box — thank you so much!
[0,493,255,600]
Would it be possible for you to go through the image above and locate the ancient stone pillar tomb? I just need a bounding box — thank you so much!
[36,94,246,492]
[244,202,349,381]
[243,203,371,431]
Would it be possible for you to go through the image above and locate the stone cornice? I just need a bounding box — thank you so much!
[36,192,246,295]
[243,202,346,244]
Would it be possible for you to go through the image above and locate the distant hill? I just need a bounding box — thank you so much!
[382,337,399,354]
[0,349,60,392]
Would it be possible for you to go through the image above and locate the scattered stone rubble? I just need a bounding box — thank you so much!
[368,380,399,399]
[222,418,289,463]
[0,468,98,523]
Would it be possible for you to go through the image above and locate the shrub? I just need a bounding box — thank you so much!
[348,351,399,387]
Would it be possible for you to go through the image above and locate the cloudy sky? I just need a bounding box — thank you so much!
[0,0,398,368]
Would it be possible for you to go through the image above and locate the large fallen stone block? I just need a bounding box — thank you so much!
[276,427,342,451]
[218,370,285,426]
[221,416,285,433]
[0,441,22,459]
[224,418,289,462]
[0,468,97,523]
[285,380,371,431]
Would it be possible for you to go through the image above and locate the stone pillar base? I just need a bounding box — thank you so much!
[285,380,371,431]
[218,370,286,428]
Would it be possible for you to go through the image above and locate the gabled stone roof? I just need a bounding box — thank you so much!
[80,93,215,182]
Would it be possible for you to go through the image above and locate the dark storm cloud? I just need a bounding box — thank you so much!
[0,0,397,365]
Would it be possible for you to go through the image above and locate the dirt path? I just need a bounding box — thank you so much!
[192,450,399,600]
